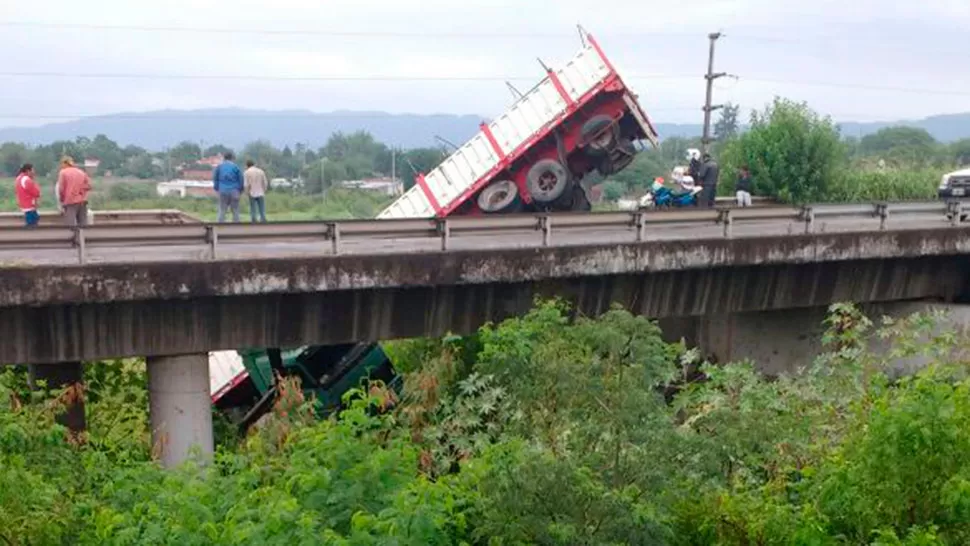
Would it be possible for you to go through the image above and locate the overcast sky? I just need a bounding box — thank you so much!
[2,0,969,129]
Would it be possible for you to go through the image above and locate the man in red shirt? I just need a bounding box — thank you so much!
[14,163,41,227]
[56,156,92,227]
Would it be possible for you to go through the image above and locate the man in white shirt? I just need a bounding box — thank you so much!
[244,160,269,223]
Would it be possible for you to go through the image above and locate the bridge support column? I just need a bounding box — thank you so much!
[147,353,213,468]
[28,362,86,434]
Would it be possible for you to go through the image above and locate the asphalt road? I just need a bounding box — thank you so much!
[0,212,956,267]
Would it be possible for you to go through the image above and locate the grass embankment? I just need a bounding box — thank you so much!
[0,178,394,221]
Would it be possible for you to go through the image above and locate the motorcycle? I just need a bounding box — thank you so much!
[638,175,702,209]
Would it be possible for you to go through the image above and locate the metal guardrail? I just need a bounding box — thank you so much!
[0,200,964,265]
[0,209,202,228]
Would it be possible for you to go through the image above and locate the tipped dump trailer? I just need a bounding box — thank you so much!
[380,30,657,218]
[210,29,658,425]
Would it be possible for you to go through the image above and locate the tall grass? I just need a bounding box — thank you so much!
[826,168,939,202]
[0,177,394,221]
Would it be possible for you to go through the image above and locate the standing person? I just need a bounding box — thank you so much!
[697,152,720,208]
[736,165,754,208]
[213,152,243,223]
[244,159,269,223]
[15,163,41,227]
[56,156,92,227]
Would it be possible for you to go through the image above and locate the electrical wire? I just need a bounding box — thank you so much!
[1,70,968,99]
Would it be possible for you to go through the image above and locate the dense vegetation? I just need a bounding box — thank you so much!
[605,98,964,204]
[0,131,444,193]
[3,300,970,544]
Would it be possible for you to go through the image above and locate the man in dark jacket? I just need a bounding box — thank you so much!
[697,153,720,208]
[736,165,753,207]
[213,152,244,223]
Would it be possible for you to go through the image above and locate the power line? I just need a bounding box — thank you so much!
[2,69,968,99]
[0,71,694,82]
[0,21,699,39]
[3,20,966,56]
[735,77,970,98]
[0,108,706,121]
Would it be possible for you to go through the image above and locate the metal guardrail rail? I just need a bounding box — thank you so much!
[0,209,202,228]
[0,200,965,265]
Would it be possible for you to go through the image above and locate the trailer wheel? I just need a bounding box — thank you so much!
[526,159,569,203]
[582,115,617,156]
[477,179,522,213]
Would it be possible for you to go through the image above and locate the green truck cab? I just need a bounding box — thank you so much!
[211,343,399,430]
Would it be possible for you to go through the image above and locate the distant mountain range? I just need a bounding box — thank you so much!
[1,108,969,150]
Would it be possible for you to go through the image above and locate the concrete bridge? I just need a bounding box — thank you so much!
[3,203,969,466]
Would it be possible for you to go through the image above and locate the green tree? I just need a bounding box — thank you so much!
[714,102,741,141]
[0,142,29,176]
[203,144,233,158]
[601,180,626,201]
[168,141,202,167]
[950,138,970,167]
[859,126,940,166]
[242,140,283,175]
[721,97,844,203]
[398,147,446,189]
[86,134,124,173]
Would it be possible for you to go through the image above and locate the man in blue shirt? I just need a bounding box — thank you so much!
[213,152,243,223]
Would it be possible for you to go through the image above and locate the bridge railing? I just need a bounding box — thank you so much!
[0,200,965,264]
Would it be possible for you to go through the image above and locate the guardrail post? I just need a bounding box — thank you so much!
[437,219,451,251]
[205,225,218,260]
[875,203,889,231]
[538,216,552,247]
[947,201,962,226]
[633,212,646,242]
[718,209,733,238]
[75,228,86,265]
[327,223,340,254]
[801,206,815,234]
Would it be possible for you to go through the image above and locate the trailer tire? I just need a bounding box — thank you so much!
[582,115,617,156]
[477,179,522,213]
[526,159,569,203]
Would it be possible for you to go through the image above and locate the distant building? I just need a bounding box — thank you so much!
[271,178,300,189]
[83,158,101,174]
[340,177,404,197]
[156,180,217,198]
[198,155,223,168]
[180,168,214,181]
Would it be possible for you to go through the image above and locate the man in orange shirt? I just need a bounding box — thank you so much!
[56,156,92,227]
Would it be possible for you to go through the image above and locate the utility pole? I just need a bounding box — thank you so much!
[391,149,396,182]
[701,32,727,155]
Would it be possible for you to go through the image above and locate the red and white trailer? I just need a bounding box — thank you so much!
[378,30,659,220]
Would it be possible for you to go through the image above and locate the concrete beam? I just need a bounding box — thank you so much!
[2,228,970,309]
[147,354,213,468]
[672,302,970,375]
[2,256,966,364]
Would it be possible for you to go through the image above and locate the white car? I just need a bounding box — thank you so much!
[939,168,970,198]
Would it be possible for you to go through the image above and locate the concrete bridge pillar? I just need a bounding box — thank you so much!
[147,353,213,468]
[28,362,86,434]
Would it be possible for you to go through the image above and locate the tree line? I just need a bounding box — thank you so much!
[602,100,970,203]
[0,132,449,193]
